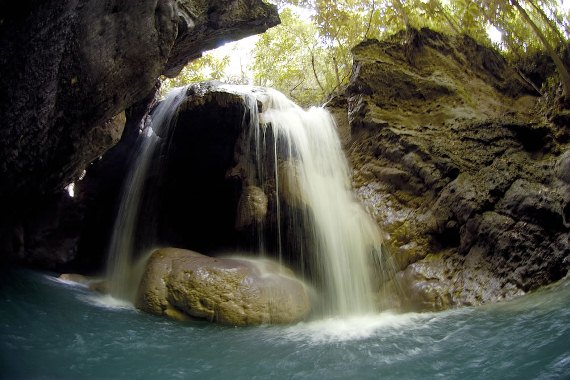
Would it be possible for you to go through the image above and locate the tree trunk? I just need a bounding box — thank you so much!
[310,52,326,94]
[439,6,461,34]
[332,56,341,87]
[526,0,566,44]
[364,0,376,39]
[512,0,570,105]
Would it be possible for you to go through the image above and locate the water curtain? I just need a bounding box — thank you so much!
[107,85,382,315]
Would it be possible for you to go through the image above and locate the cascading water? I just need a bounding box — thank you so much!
[232,86,383,315]
[106,86,188,301]
[107,83,383,316]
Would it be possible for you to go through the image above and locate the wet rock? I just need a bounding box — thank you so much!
[496,180,566,230]
[329,28,570,309]
[460,211,570,292]
[235,186,268,231]
[278,160,309,207]
[136,248,311,325]
[359,163,422,194]
[385,249,524,311]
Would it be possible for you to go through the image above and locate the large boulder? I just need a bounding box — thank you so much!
[136,248,311,325]
[329,28,570,310]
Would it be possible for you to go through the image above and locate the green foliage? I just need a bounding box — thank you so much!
[256,0,569,104]
[164,0,570,105]
[251,7,343,106]
[160,52,237,96]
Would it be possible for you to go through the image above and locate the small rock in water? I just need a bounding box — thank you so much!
[58,273,109,294]
[59,273,91,285]
[135,248,311,326]
[88,280,109,294]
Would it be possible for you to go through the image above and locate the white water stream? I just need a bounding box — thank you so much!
[106,86,188,301]
[107,85,383,316]
[235,87,382,315]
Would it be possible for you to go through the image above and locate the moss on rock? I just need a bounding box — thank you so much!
[136,248,311,326]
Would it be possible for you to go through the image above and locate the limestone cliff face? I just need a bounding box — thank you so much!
[329,28,570,310]
[0,0,278,267]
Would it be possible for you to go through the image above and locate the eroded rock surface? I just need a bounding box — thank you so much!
[329,28,570,310]
[136,248,311,325]
[0,0,278,201]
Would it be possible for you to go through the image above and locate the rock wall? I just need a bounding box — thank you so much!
[0,0,278,202]
[329,28,570,310]
[0,0,278,267]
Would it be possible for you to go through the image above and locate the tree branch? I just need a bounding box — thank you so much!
[364,0,376,39]
[311,51,326,94]
[511,0,570,104]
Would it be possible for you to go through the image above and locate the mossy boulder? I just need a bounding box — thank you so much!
[136,248,311,325]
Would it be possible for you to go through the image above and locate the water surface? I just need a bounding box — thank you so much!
[1,270,569,379]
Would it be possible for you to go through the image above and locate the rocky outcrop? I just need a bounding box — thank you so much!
[0,0,278,201]
[164,0,280,76]
[0,0,279,267]
[136,248,311,325]
[329,28,570,310]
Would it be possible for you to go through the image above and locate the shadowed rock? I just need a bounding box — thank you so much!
[0,0,279,267]
[0,0,278,202]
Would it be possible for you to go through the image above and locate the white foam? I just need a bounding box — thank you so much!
[77,294,134,310]
[280,312,426,344]
[50,277,89,288]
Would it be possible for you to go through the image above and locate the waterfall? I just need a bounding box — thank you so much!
[106,86,188,301]
[107,84,382,315]
[230,86,382,316]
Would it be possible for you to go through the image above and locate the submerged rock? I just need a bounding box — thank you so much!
[136,248,311,325]
[58,273,108,293]
[330,28,570,310]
